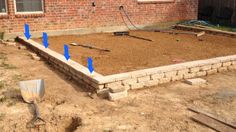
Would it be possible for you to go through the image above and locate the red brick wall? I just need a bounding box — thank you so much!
[0,0,198,33]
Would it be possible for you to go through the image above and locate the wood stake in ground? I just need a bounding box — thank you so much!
[156,30,205,37]
[188,107,236,129]
[192,114,236,132]
[189,107,236,131]
[70,43,110,52]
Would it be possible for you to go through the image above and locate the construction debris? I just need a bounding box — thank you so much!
[108,90,128,101]
[18,45,26,50]
[196,31,206,37]
[0,40,17,46]
[156,30,205,37]
[87,92,95,99]
[192,114,236,132]
[113,31,153,42]
[175,24,236,37]
[185,78,207,85]
[70,43,110,52]
[109,87,126,93]
[189,107,236,132]
[29,53,41,61]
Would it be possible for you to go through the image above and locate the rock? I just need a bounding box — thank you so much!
[109,87,126,93]
[87,92,95,99]
[185,78,207,85]
[29,53,41,61]
[3,41,16,46]
[116,125,132,130]
[55,99,66,106]
[18,45,26,50]
[32,55,41,61]
[108,90,128,101]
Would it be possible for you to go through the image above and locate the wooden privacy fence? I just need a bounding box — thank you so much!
[199,0,236,26]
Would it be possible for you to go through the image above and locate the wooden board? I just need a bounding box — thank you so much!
[192,114,236,132]
[188,107,236,129]
[175,25,236,37]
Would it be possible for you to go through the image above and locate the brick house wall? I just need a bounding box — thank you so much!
[0,0,198,35]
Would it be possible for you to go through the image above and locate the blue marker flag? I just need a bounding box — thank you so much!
[24,23,31,40]
[64,45,70,61]
[43,32,48,48]
[88,57,94,74]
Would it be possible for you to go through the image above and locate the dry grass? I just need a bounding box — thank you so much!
[0,113,6,121]
[0,62,17,69]
[0,81,4,90]
[0,52,17,69]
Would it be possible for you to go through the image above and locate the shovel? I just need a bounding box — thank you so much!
[19,79,45,127]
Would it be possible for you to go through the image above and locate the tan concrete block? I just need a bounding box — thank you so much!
[108,90,128,101]
[183,73,196,79]
[103,73,132,83]
[189,67,200,73]
[207,69,218,75]
[63,65,70,72]
[96,88,109,95]
[109,87,126,93]
[212,63,222,69]
[164,71,177,78]
[105,81,123,88]
[232,61,236,65]
[218,67,228,72]
[227,65,236,70]
[122,84,131,90]
[172,74,183,81]
[185,78,207,85]
[91,83,105,90]
[31,54,41,61]
[222,62,232,67]
[177,69,189,75]
[196,71,207,77]
[151,73,164,80]
[138,76,151,83]
[130,82,144,90]
[122,78,137,85]
[144,80,159,87]
[200,65,212,71]
[131,71,147,78]
[159,77,171,84]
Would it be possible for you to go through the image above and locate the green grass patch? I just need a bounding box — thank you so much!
[0,81,4,90]
[0,61,17,69]
[0,52,16,69]
[0,52,7,60]
[0,95,6,103]
[12,74,23,81]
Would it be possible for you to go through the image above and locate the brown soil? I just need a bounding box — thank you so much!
[0,44,236,131]
[34,30,236,75]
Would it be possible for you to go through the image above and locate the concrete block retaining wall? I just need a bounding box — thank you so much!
[17,36,236,100]
[98,56,236,92]
[17,37,104,91]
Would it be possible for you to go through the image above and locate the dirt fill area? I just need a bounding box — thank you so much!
[0,44,236,131]
[34,30,236,75]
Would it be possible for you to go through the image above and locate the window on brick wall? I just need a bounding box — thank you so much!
[0,0,7,13]
[15,0,44,13]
